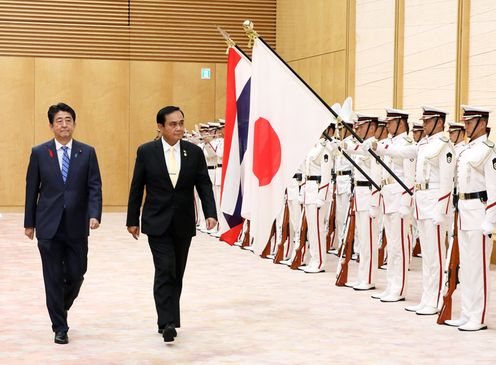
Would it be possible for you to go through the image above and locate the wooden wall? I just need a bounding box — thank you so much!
[0,58,226,210]
[277,0,354,106]
[0,0,275,62]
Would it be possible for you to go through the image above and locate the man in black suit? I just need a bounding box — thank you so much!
[127,106,217,342]
[24,102,102,344]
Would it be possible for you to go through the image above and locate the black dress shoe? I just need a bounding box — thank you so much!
[54,331,68,344]
[158,326,177,337]
[162,324,177,342]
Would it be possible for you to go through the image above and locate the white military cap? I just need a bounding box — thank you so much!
[385,108,409,121]
[448,121,465,131]
[218,118,226,125]
[208,122,221,129]
[412,120,424,130]
[354,113,378,127]
[461,105,490,120]
[420,106,448,120]
[199,123,209,130]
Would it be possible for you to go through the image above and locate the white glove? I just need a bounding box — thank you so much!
[399,205,410,219]
[361,141,371,152]
[432,212,446,226]
[297,194,304,205]
[481,220,494,237]
[316,198,325,208]
[369,206,379,219]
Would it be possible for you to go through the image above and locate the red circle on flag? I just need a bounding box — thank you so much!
[253,117,281,186]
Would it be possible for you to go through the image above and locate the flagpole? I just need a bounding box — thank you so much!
[248,29,413,196]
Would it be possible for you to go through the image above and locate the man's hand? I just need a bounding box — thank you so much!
[90,218,100,230]
[205,218,218,231]
[25,227,34,240]
[127,226,140,240]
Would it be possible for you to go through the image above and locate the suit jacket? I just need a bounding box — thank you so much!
[126,139,217,238]
[24,139,103,239]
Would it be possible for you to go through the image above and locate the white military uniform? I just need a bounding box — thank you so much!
[332,133,354,252]
[280,167,304,263]
[374,124,416,302]
[212,132,224,238]
[303,138,336,272]
[448,107,496,331]
[344,130,381,289]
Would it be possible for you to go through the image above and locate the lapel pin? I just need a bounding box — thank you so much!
[75,149,82,158]
[48,149,54,158]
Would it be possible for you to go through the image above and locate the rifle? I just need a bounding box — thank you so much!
[325,184,337,252]
[290,210,308,270]
[260,221,276,258]
[412,237,421,257]
[274,201,290,264]
[378,228,387,269]
[336,196,356,286]
[241,220,251,248]
[437,210,460,324]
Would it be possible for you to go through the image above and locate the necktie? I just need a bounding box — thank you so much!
[168,147,178,187]
[61,146,70,183]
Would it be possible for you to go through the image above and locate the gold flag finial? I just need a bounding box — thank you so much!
[216,26,236,54]
[243,20,258,48]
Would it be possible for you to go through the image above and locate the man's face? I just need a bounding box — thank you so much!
[386,119,398,135]
[449,129,464,144]
[50,111,75,141]
[355,123,369,139]
[422,117,437,134]
[463,117,482,138]
[159,110,185,144]
[412,130,423,142]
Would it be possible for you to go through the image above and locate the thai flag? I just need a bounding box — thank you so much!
[219,46,251,244]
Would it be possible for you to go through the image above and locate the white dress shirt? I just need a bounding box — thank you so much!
[54,139,73,171]
[161,138,181,172]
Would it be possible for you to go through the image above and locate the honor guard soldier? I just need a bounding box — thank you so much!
[195,123,211,231]
[371,108,415,302]
[281,163,305,265]
[445,106,496,331]
[210,121,224,238]
[302,126,338,273]
[330,119,355,254]
[448,121,467,157]
[200,123,219,233]
[280,167,304,265]
[343,114,381,290]
[374,118,389,269]
[383,106,455,315]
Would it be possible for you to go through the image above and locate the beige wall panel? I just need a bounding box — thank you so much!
[288,51,346,107]
[34,58,130,206]
[0,57,34,206]
[171,62,216,127]
[320,51,347,105]
[468,1,496,133]
[215,63,227,120]
[355,0,395,116]
[277,0,347,61]
[34,59,84,143]
[129,60,173,184]
[402,0,457,118]
[129,61,216,183]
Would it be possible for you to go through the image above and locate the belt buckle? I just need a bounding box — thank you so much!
[459,193,465,200]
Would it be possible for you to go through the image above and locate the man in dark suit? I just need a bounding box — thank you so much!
[24,102,102,344]
[127,106,217,342]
